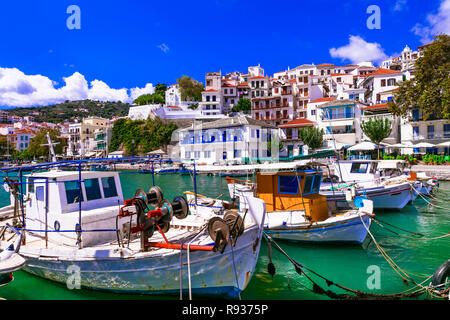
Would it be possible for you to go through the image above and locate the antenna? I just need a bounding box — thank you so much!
[40,133,60,163]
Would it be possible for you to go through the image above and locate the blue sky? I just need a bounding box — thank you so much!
[0,0,448,107]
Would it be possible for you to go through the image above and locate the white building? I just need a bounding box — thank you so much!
[359,68,403,105]
[178,116,279,165]
[127,104,161,120]
[307,98,364,147]
[400,108,450,154]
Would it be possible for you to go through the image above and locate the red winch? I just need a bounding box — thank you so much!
[118,186,190,251]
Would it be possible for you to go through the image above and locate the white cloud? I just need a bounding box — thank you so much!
[329,35,388,64]
[129,83,155,102]
[0,67,155,107]
[412,0,450,43]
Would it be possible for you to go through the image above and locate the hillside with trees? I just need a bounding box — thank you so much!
[109,117,178,156]
[5,100,131,123]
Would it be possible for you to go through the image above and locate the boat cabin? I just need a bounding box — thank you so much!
[333,160,408,184]
[256,168,329,222]
[24,171,124,247]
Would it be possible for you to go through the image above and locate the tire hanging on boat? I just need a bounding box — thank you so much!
[431,260,450,288]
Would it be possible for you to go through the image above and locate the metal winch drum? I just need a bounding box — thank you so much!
[121,186,190,242]
[207,210,245,252]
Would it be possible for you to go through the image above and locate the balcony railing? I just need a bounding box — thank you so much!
[413,132,450,140]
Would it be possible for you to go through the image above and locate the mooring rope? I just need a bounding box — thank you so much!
[410,184,450,210]
[357,214,448,298]
[372,217,450,241]
[263,233,449,299]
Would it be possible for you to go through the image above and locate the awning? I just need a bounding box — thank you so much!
[347,141,378,151]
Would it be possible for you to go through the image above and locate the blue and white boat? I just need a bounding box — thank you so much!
[222,162,375,244]
[321,160,422,210]
[0,224,25,287]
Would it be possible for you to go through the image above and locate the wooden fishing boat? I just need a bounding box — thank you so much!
[224,164,375,244]
[0,164,266,298]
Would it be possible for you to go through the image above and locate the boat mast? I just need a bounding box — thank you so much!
[324,109,344,183]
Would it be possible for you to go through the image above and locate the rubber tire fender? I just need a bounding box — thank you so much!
[431,259,450,287]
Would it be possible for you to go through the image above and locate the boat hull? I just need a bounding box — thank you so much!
[264,214,371,244]
[322,184,414,210]
[18,226,261,298]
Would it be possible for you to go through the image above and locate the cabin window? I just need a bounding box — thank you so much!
[36,186,45,201]
[303,175,314,195]
[278,175,299,195]
[101,177,118,198]
[311,174,322,193]
[84,178,102,201]
[28,179,35,193]
[350,163,369,173]
[64,181,84,204]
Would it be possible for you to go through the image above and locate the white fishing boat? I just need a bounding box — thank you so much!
[0,224,25,287]
[0,166,266,299]
[223,164,375,244]
[321,160,423,210]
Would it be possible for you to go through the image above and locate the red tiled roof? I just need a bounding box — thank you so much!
[222,83,236,87]
[238,82,249,87]
[363,103,389,110]
[316,63,335,68]
[167,105,181,109]
[310,97,336,104]
[203,89,219,92]
[289,79,297,83]
[16,129,35,134]
[418,41,433,49]
[279,118,315,128]
[331,73,350,76]
[249,76,266,79]
[362,68,402,77]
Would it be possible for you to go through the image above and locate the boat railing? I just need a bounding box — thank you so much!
[0,156,197,249]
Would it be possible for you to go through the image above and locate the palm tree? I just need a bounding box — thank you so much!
[361,118,392,159]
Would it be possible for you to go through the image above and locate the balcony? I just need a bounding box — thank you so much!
[362,113,395,122]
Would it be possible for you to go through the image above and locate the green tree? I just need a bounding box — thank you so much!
[177,75,204,102]
[361,118,392,159]
[133,93,164,105]
[298,127,324,153]
[155,83,167,102]
[232,98,251,114]
[109,117,178,156]
[188,103,199,110]
[0,135,15,160]
[389,34,450,120]
[27,128,67,160]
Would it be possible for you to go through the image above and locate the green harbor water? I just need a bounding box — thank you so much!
[0,172,449,300]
